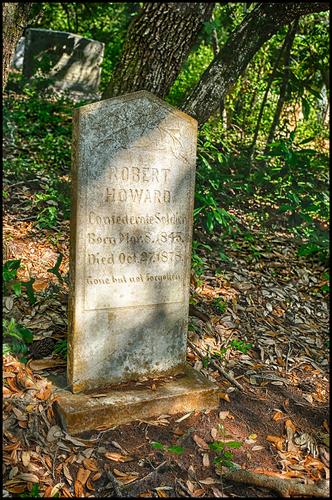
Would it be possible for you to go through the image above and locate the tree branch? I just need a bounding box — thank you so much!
[182,2,330,124]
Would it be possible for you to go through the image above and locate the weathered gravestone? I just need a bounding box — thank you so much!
[11,36,25,70]
[23,28,104,93]
[55,91,219,434]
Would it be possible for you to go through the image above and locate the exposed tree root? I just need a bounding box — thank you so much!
[224,469,329,498]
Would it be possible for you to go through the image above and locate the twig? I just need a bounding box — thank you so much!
[289,357,325,374]
[251,374,289,383]
[189,304,210,322]
[106,469,123,497]
[175,478,193,497]
[52,444,58,481]
[15,215,37,221]
[122,460,168,496]
[5,179,39,188]
[285,342,292,374]
[188,339,245,392]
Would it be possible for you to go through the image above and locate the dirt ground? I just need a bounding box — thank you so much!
[3,205,330,497]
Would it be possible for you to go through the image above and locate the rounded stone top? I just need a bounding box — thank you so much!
[26,28,104,46]
[75,90,197,127]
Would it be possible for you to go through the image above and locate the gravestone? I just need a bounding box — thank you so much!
[55,91,219,433]
[11,36,25,70]
[23,28,104,93]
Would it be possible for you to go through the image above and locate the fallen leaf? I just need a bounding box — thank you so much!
[28,359,66,371]
[105,452,133,462]
[272,410,284,422]
[110,440,128,454]
[303,394,313,404]
[285,419,296,433]
[74,479,84,497]
[77,467,90,486]
[47,425,63,442]
[35,384,52,400]
[193,488,205,496]
[86,477,95,491]
[21,451,30,467]
[199,477,218,485]
[245,438,257,445]
[202,453,210,467]
[219,393,231,402]
[50,483,65,497]
[266,435,285,451]
[61,485,73,497]
[155,488,168,497]
[322,420,329,433]
[5,484,26,494]
[64,434,95,447]
[63,464,73,484]
[210,428,218,439]
[193,435,209,450]
[186,480,195,493]
[175,412,193,423]
[17,472,39,482]
[82,458,99,471]
[218,411,231,420]
[3,386,12,397]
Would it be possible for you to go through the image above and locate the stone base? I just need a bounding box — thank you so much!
[53,364,219,435]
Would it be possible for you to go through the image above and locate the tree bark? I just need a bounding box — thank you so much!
[102,2,215,100]
[182,2,330,124]
[265,18,299,151]
[2,2,34,91]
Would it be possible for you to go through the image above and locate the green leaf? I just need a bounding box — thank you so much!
[11,282,22,296]
[301,98,310,121]
[167,445,184,454]
[224,441,242,449]
[3,259,21,282]
[151,441,164,450]
[298,136,315,145]
[222,459,236,469]
[3,343,12,355]
[47,253,64,283]
[279,204,293,213]
[206,213,214,232]
[209,441,225,452]
[16,325,33,344]
[22,277,36,305]
[193,206,204,216]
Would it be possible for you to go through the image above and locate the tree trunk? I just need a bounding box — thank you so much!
[102,2,215,100]
[250,28,291,157]
[265,18,299,151]
[2,2,34,91]
[182,2,329,124]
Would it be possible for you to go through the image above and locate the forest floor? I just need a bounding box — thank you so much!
[3,205,329,498]
[3,87,329,498]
